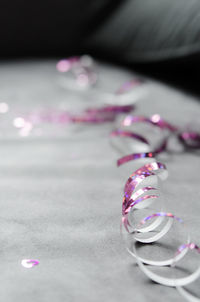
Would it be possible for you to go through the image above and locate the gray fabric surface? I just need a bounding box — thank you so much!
[0,60,199,302]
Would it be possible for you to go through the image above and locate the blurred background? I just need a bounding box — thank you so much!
[1,0,200,95]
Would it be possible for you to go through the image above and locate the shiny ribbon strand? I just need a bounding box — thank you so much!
[112,112,200,301]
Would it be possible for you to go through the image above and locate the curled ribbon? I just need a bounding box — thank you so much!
[111,112,200,301]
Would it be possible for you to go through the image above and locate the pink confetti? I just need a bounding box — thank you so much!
[21,259,39,268]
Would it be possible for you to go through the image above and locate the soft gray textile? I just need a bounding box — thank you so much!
[0,60,199,302]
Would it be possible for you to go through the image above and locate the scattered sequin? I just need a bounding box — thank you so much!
[21,259,39,268]
[13,117,26,128]
[0,102,9,113]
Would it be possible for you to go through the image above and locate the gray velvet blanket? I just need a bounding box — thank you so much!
[0,60,199,302]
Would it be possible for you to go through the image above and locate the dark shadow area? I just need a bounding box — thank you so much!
[88,50,200,98]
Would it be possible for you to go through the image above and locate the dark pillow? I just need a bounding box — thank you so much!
[85,0,200,63]
[2,0,200,63]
